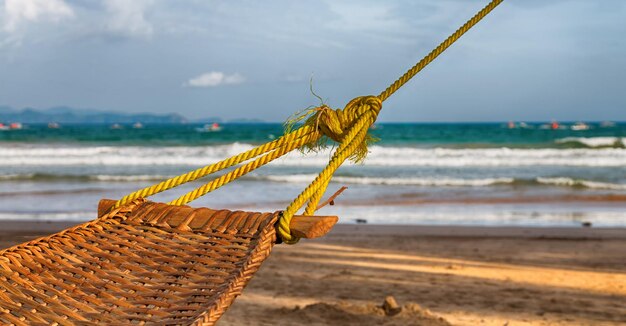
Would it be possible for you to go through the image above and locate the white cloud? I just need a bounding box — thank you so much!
[2,0,74,32]
[103,0,154,38]
[185,72,246,88]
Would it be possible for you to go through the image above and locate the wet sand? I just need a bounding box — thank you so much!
[1,222,625,325]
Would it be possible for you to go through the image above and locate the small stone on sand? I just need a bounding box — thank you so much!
[382,296,402,316]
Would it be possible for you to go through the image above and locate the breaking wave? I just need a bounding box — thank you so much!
[257,174,626,190]
[1,143,626,167]
[3,172,625,191]
[536,177,626,190]
[0,211,93,221]
[0,173,171,182]
[261,175,515,187]
[555,137,625,148]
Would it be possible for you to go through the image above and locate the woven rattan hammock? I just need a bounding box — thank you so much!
[0,1,503,324]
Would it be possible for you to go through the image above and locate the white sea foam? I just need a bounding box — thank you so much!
[262,174,515,187]
[5,171,624,191]
[263,175,626,190]
[1,143,626,167]
[556,137,625,148]
[3,208,626,226]
[248,204,626,227]
[536,177,626,190]
[332,209,626,227]
[0,211,93,221]
[91,175,172,181]
[0,143,256,166]
[0,174,34,180]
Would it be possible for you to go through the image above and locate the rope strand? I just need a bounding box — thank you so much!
[170,132,318,206]
[114,0,504,244]
[111,126,315,210]
[378,0,504,102]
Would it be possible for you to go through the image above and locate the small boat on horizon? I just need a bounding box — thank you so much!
[110,123,123,130]
[538,120,566,130]
[506,121,532,129]
[0,122,23,130]
[600,121,616,128]
[133,122,144,129]
[196,123,222,132]
[571,122,590,131]
[48,122,61,129]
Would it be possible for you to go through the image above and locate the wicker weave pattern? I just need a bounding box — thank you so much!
[0,199,277,325]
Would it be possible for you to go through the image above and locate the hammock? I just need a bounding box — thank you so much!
[0,199,335,325]
[0,1,503,324]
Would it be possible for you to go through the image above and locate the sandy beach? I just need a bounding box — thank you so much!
[2,221,624,325]
[3,0,626,324]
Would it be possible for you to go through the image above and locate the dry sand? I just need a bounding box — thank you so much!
[1,222,625,325]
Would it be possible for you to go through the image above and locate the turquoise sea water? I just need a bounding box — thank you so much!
[1,122,625,226]
[1,122,625,147]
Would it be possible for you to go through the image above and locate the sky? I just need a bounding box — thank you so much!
[0,0,625,122]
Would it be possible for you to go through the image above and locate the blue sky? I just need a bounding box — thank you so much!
[0,0,625,122]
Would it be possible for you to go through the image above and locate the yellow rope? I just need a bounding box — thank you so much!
[280,125,371,243]
[277,0,503,242]
[169,132,317,206]
[114,0,504,244]
[112,125,315,209]
[378,0,504,102]
[278,98,380,243]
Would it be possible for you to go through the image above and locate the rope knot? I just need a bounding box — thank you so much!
[285,95,381,163]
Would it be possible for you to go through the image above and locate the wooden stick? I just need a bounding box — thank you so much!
[98,199,337,239]
[316,186,348,211]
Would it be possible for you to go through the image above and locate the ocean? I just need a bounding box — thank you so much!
[1,122,625,227]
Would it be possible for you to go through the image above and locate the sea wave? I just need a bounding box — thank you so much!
[0,173,173,182]
[322,208,626,227]
[536,177,626,190]
[0,211,93,221]
[91,175,172,181]
[1,143,626,167]
[259,174,626,190]
[2,170,625,191]
[0,174,35,180]
[2,209,626,226]
[555,137,625,148]
[261,175,515,187]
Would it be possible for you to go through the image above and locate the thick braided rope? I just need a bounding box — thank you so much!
[300,96,382,216]
[112,126,314,209]
[302,110,376,214]
[173,96,379,210]
[279,124,370,243]
[115,0,504,244]
[170,132,318,206]
[277,0,503,243]
[278,103,377,243]
[378,0,503,102]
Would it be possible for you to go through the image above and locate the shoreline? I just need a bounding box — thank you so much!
[2,221,626,241]
[1,222,625,325]
[2,221,625,249]
[326,224,626,239]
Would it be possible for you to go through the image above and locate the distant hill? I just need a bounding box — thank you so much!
[0,106,188,124]
[194,117,224,124]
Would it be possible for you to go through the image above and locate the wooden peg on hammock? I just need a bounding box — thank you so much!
[98,199,338,239]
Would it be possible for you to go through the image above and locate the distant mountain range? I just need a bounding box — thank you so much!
[0,106,232,124]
